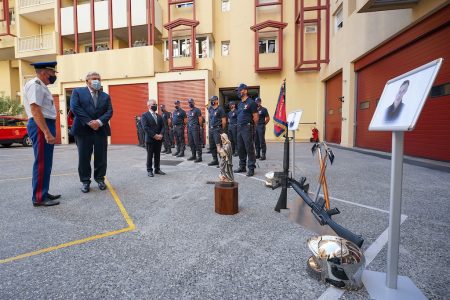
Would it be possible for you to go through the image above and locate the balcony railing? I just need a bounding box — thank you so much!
[19,0,53,9]
[18,33,53,52]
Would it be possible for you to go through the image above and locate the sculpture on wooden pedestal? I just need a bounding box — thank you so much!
[217,133,234,182]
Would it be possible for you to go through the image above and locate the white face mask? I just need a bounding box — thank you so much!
[91,79,101,91]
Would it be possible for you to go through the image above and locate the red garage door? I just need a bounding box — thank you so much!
[109,83,149,144]
[355,7,450,161]
[325,72,342,144]
[53,95,61,144]
[157,80,206,142]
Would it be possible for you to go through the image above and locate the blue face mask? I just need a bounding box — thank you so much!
[91,79,101,91]
[48,75,57,84]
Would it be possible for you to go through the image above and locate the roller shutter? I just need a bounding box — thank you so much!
[355,8,450,161]
[157,80,206,143]
[109,83,149,144]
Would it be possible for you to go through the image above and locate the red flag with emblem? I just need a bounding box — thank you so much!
[273,80,287,137]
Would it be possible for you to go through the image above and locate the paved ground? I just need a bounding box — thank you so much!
[0,142,449,299]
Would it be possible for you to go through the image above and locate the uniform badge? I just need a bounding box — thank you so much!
[177,113,180,116]
[244,105,248,110]
[215,112,217,116]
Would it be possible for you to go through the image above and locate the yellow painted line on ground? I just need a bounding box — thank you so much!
[0,177,135,264]
[0,172,78,182]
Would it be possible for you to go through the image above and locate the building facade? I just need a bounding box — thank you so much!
[0,0,448,161]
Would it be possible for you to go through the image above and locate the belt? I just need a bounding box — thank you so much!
[238,123,252,127]
[173,124,184,127]
[210,125,221,129]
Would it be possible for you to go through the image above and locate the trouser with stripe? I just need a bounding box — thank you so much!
[27,118,56,204]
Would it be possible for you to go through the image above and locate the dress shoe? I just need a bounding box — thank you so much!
[187,156,196,161]
[98,181,107,190]
[47,193,61,200]
[155,169,166,175]
[260,155,266,161]
[246,169,255,177]
[194,157,202,163]
[33,199,60,207]
[81,183,90,193]
[208,160,219,166]
[234,167,246,173]
[176,152,185,157]
[148,171,154,177]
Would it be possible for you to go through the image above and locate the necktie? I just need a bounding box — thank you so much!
[93,92,98,108]
[152,113,157,125]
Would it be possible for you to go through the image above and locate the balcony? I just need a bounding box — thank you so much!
[18,0,54,25]
[16,32,58,59]
[57,45,160,83]
[359,0,420,13]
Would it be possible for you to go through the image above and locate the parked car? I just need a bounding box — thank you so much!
[0,116,32,147]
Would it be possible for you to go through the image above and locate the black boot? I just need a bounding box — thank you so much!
[176,151,185,157]
[187,154,196,161]
[255,153,261,159]
[194,157,202,163]
[260,154,266,161]
[172,151,179,156]
[208,160,219,166]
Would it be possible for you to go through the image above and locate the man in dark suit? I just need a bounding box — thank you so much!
[141,99,166,177]
[70,71,113,193]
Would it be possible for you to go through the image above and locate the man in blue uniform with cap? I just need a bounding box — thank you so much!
[23,61,60,206]
[227,101,238,156]
[255,97,270,160]
[234,83,258,177]
[172,100,187,157]
[187,98,203,162]
[207,96,226,166]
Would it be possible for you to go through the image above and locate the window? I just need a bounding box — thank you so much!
[221,41,230,56]
[176,2,193,8]
[164,37,211,60]
[304,24,317,34]
[258,38,277,54]
[334,6,343,31]
[222,0,230,12]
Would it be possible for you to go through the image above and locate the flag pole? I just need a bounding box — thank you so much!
[275,79,289,212]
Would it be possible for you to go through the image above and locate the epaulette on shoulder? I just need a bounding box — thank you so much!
[34,80,41,85]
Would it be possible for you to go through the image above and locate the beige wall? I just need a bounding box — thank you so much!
[320,0,448,146]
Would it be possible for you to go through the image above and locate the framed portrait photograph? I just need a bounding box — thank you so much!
[369,58,443,131]
[287,109,303,131]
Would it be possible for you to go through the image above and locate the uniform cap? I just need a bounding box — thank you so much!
[255,97,261,103]
[31,61,58,72]
[187,98,194,104]
[235,83,248,91]
[229,101,236,106]
[174,100,181,105]
[210,95,218,102]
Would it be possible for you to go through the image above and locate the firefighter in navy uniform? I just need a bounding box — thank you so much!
[227,101,238,157]
[207,96,226,166]
[23,61,61,207]
[255,97,270,160]
[234,83,258,177]
[160,104,172,154]
[186,98,203,162]
[172,100,187,157]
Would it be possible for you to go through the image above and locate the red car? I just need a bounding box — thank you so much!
[0,116,32,147]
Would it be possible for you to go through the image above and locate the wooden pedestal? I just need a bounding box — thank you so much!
[214,182,239,215]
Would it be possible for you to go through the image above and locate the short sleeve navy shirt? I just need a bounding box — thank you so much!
[188,107,202,127]
[172,108,186,125]
[237,98,257,125]
[209,106,226,127]
[228,110,237,125]
[257,106,269,125]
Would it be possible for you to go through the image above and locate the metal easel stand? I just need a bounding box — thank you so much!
[362,132,426,300]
